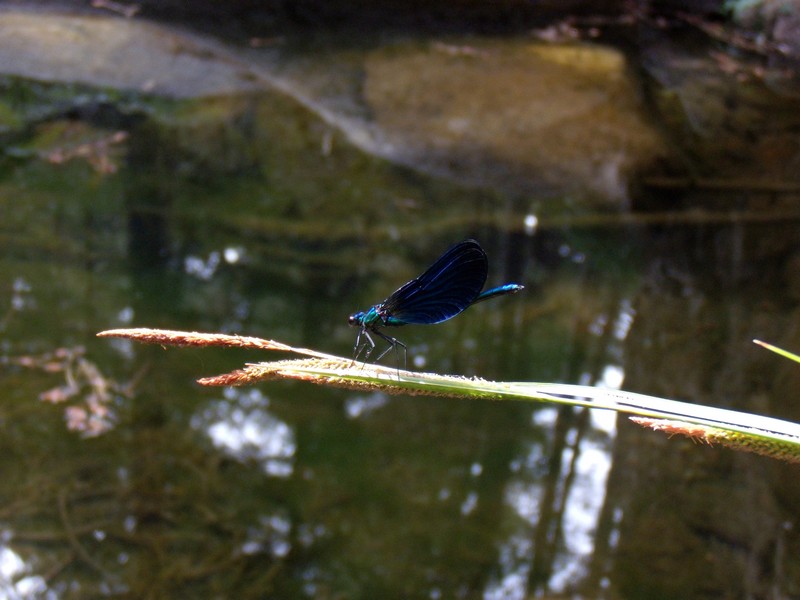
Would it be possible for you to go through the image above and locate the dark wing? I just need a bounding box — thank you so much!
[381,239,488,324]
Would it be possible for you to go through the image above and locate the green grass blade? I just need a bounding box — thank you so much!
[754,339,800,364]
[97,328,800,464]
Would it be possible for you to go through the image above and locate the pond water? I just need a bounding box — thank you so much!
[1,15,800,600]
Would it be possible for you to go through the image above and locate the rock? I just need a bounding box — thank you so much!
[0,10,264,97]
[362,40,665,203]
[0,8,667,206]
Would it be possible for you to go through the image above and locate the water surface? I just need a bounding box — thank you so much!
[1,20,799,600]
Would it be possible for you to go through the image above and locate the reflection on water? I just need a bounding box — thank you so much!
[194,388,296,478]
[344,392,389,419]
[3,163,799,598]
[1,31,800,600]
[492,405,617,599]
[3,158,799,598]
[0,545,50,598]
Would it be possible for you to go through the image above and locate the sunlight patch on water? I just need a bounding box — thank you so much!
[11,277,33,312]
[0,544,54,599]
[344,392,389,419]
[241,513,293,558]
[523,213,538,235]
[483,534,532,600]
[599,364,625,391]
[193,388,296,477]
[548,441,612,592]
[223,246,245,264]
[613,298,635,341]
[496,393,616,597]
[460,491,479,516]
[184,251,220,281]
[505,478,541,526]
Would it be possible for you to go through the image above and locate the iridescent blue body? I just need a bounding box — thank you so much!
[348,239,524,366]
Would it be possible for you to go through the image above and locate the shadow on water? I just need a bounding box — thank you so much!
[1,21,800,600]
